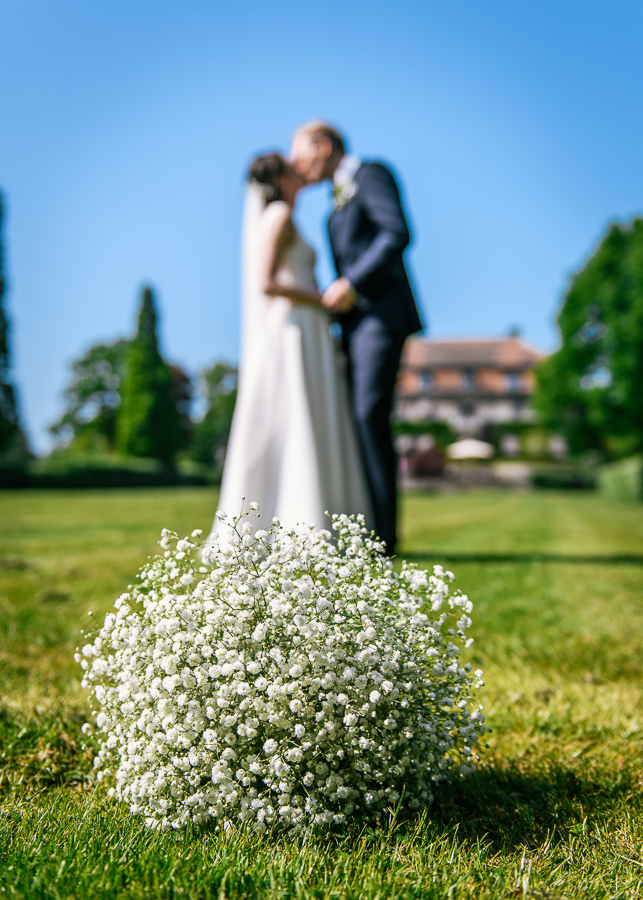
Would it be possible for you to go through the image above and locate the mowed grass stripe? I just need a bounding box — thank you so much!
[1,487,642,898]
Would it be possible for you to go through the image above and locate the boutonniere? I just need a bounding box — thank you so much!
[333,180,358,211]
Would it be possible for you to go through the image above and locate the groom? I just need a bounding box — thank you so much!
[291,122,423,554]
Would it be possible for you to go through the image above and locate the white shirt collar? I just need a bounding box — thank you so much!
[333,154,361,187]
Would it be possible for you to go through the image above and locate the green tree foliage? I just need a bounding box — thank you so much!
[535,219,643,458]
[51,294,192,461]
[50,339,130,451]
[51,345,192,457]
[169,364,193,452]
[0,190,29,464]
[190,362,237,468]
[116,286,180,466]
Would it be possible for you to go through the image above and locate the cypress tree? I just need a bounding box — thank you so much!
[117,286,179,466]
[0,190,28,464]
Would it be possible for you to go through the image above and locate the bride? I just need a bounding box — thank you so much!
[210,153,373,535]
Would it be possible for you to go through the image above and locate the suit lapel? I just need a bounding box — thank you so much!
[336,203,355,263]
[329,164,365,267]
[328,207,344,262]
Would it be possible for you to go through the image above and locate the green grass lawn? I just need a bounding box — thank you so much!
[1,487,643,898]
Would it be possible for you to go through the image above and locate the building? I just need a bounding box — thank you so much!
[395,335,545,437]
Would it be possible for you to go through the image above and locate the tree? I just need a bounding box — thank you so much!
[49,339,130,451]
[190,361,237,469]
[52,298,192,458]
[116,286,180,466]
[0,190,29,465]
[169,364,193,452]
[534,219,643,458]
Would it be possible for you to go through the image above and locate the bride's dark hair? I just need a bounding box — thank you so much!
[248,152,289,203]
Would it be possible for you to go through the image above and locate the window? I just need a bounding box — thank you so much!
[459,402,475,417]
[419,369,432,391]
[506,371,520,392]
[462,369,475,389]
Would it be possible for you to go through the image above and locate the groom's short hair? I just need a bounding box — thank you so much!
[296,121,346,157]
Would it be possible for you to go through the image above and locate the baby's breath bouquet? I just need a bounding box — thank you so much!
[79,507,485,832]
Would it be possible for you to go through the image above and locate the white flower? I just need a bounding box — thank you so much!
[79,511,483,833]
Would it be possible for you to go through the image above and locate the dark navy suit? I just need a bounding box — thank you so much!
[328,161,423,553]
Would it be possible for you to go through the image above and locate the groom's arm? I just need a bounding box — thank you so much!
[342,163,410,296]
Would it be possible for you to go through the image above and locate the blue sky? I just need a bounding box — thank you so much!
[2,0,643,453]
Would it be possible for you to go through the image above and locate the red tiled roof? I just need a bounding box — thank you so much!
[402,336,544,369]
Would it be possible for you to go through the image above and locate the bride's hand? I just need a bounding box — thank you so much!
[322,278,357,313]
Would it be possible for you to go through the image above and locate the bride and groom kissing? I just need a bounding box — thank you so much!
[212,121,422,556]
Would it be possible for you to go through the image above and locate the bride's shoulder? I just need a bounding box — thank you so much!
[262,200,291,222]
[260,201,293,241]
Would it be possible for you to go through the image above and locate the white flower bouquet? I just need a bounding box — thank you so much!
[79,508,485,832]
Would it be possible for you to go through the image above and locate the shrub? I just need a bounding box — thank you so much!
[392,420,456,450]
[531,466,595,490]
[79,510,484,833]
[597,455,643,502]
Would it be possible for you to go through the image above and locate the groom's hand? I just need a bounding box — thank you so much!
[322,278,357,314]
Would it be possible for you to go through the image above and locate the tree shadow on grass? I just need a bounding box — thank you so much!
[404,552,643,565]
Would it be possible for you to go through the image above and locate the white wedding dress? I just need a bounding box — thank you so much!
[210,187,373,535]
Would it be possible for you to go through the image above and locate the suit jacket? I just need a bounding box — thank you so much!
[328,161,423,337]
